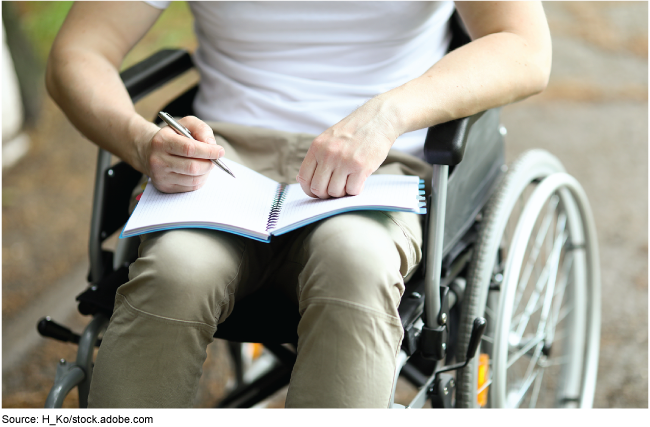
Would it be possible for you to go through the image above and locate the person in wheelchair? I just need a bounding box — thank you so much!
[46,1,551,408]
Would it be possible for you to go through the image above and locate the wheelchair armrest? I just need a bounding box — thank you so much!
[421,9,477,166]
[99,161,143,240]
[423,110,486,166]
[120,49,194,103]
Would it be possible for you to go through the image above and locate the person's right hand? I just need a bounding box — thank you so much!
[141,116,225,193]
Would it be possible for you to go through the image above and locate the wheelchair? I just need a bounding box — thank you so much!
[38,14,601,409]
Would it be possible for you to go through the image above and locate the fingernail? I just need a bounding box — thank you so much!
[218,148,225,158]
[208,137,217,144]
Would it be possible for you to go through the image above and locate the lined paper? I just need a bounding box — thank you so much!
[122,158,279,240]
[272,175,421,235]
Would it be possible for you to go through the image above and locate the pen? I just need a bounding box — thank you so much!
[157,111,236,178]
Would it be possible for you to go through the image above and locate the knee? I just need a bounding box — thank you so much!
[299,218,406,315]
[118,230,245,325]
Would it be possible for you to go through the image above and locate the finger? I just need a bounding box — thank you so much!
[178,116,218,146]
[310,164,334,199]
[150,169,207,193]
[159,127,224,160]
[296,151,318,198]
[167,171,211,187]
[154,181,205,194]
[165,155,214,177]
[345,172,367,196]
[327,170,349,198]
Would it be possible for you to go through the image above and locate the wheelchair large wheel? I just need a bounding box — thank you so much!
[455,149,601,408]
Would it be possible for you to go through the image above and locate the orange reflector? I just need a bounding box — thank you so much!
[477,353,490,407]
[250,343,264,360]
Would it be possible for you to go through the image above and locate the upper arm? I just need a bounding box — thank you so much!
[454,1,552,72]
[49,1,164,69]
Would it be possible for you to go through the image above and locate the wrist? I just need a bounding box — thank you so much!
[375,88,422,139]
[364,94,403,141]
[378,80,451,135]
[128,115,159,175]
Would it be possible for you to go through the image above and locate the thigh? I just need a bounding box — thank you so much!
[122,228,273,324]
[284,210,423,314]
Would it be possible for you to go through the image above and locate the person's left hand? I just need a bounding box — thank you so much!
[296,99,400,198]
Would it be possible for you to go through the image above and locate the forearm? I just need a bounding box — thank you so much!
[379,1,552,136]
[46,47,158,174]
[45,1,165,174]
[381,32,550,136]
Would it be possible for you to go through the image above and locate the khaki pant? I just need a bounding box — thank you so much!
[88,123,433,408]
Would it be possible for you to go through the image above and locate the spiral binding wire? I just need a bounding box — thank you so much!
[266,183,288,232]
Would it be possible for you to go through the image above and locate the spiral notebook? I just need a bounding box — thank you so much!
[120,158,426,242]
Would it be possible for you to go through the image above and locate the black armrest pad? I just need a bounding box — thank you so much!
[120,49,194,103]
[423,111,486,165]
[99,161,143,240]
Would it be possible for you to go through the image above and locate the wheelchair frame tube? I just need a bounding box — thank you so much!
[45,365,85,408]
[76,313,109,408]
[43,313,109,408]
[89,149,113,283]
[424,164,448,330]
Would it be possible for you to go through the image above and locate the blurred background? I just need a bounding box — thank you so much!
[2,1,647,408]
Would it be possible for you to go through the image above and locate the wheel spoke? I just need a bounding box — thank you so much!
[511,224,567,408]
[535,215,568,336]
[540,354,570,368]
[546,253,574,344]
[481,334,494,344]
[512,196,560,314]
[509,366,542,408]
[529,367,546,408]
[509,341,545,408]
[511,258,571,328]
[513,215,567,342]
[478,377,493,395]
[507,333,545,369]
[513,261,550,340]
[556,304,573,325]
[522,340,545,388]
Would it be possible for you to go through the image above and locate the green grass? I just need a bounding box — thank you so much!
[9,1,74,64]
[8,1,195,68]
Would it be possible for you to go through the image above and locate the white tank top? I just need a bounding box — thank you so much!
[145,1,454,158]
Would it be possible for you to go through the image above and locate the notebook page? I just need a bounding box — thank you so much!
[122,158,279,239]
[272,175,422,235]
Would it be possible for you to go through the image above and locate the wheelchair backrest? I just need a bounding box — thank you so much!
[441,108,505,256]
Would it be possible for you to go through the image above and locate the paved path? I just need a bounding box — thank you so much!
[2,261,89,374]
